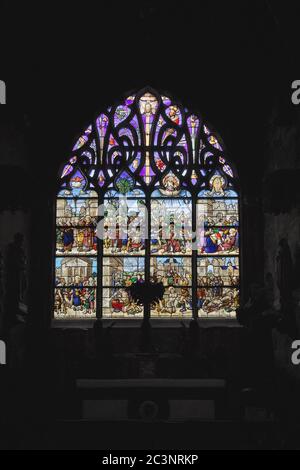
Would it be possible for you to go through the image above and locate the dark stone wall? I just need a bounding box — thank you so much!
[263,106,300,304]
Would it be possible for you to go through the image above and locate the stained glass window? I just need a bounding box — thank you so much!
[55,172,98,318]
[197,172,239,317]
[54,88,240,321]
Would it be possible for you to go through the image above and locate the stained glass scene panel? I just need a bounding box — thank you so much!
[198,227,239,255]
[103,199,146,255]
[103,257,145,286]
[56,198,98,226]
[197,287,239,318]
[55,257,97,286]
[150,257,192,286]
[150,287,192,318]
[197,174,237,198]
[197,257,239,287]
[54,287,96,318]
[151,199,192,255]
[56,227,97,255]
[102,288,143,318]
[197,198,239,227]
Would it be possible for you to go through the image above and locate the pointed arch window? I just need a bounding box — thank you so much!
[54,88,240,321]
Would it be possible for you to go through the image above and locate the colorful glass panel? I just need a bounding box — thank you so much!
[150,257,192,286]
[103,257,145,286]
[151,287,192,318]
[54,88,240,320]
[56,198,98,226]
[54,287,96,318]
[197,287,239,318]
[103,197,146,255]
[55,257,97,286]
[102,288,143,318]
[56,228,97,255]
[197,257,239,287]
[151,199,192,255]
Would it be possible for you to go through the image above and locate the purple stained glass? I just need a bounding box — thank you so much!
[72,125,92,151]
[191,170,198,185]
[177,134,187,151]
[61,164,73,179]
[82,150,92,164]
[96,114,109,137]
[119,127,134,145]
[129,152,141,173]
[98,170,105,187]
[130,115,141,145]
[111,151,121,164]
[162,129,177,144]
[130,115,139,130]
[223,164,234,178]
[204,152,214,163]
[139,165,155,177]
[114,105,131,127]
[108,134,117,151]
[162,96,171,106]
[125,95,135,105]
[174,151,184,164]
[209,135,222,150]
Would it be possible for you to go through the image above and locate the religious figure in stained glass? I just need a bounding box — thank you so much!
[54,87,240,320]
[198,175,237,198]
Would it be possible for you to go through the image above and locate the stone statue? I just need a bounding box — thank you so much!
[275,238,297,335]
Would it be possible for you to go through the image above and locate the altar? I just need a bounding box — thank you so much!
[76,378,227,421]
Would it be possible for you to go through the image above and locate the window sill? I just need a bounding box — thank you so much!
[51,317,241,329]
